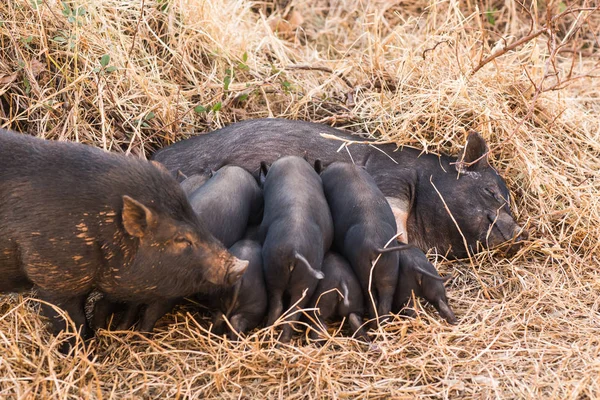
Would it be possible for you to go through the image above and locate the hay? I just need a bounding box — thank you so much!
[1,0,599,398]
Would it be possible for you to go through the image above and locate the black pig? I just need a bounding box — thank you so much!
[93,165,263,332]
[260,156,334,343]
[307,252,368,342]
[210,239,267,339]
[187,165,263,248]
[320,162,412,322]
[0,129,248,351]
[153,118,528,258]
[393,247,456,324]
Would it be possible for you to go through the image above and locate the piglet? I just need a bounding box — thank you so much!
[319,162,411,323]
[93,165,261,333]
[178,171,211,195]
[188,165,263,247]
[210,239,267,339]
[260,156,334,343]
[393,247,457,324]
[307,252,368,342]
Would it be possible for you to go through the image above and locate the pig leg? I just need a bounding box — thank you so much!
[348,313,369,342]
[92,297,118,330]
[228,314,249,340]
[266,290,284,327]
[137,299,177,333]
[401,296,418,318]
[37,289,89,353]
[280,293,312,343]
[115,303,142,331]
[211,310,226,335]
[308,314,328,342]
[375,285,395,323]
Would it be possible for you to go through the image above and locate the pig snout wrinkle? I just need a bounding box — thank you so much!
[226,258,249,285]
[294,252,324,280]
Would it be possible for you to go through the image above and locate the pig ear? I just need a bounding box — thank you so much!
[456,131,489,172]
[259,162,269,186]
[150,160,171,175]
[122,195,155,238]
[176,170,188,183]
[314,159,324,174]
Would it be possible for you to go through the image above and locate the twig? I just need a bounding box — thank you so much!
[471,27,548,75]
[422,40,452,60]
[285,64,354,88]
[126,0,146,69]
[471,5,600,75]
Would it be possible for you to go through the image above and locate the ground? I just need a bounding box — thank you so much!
[0,0,599,398]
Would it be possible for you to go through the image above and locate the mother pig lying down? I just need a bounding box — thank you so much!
[152,118,528,259]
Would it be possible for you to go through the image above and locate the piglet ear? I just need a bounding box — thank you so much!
[176,170,188,183]
[259,161,270,186]
[122,195,155,238]
[150,160,171,175]
[314,159,324,174]
[456,131,489,172]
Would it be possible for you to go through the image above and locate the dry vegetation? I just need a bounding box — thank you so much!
[1,0,600,398]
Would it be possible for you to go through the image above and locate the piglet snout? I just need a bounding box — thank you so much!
[438,300,457,325]
[226,257,249,285]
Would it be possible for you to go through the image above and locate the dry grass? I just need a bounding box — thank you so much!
[1,0,600,398]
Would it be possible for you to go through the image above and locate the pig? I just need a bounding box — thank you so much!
[186,165,263,248]
[93,165,263,332]
[259,156,334,343]
[0,129,248,352]
[393,247,457,324]
[178,171,211,195]
[210,239,267,339]
[319,161,412,321]
[152,118,528,258]
[307,252,369,342]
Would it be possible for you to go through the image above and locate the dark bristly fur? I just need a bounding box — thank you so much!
[0,129,247,352]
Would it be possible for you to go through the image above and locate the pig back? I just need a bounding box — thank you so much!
[0,129,195,294]
[187,166,263,247]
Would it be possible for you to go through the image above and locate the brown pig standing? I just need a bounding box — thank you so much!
[0,129,247,352]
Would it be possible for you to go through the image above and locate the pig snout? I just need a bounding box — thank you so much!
[503,224,529,256]
[203,251,248,286]
[225,257,249,285]
[437,300,457,325]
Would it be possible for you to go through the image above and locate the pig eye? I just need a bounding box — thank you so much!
[174,237,192,247]
[484,187,506,204]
